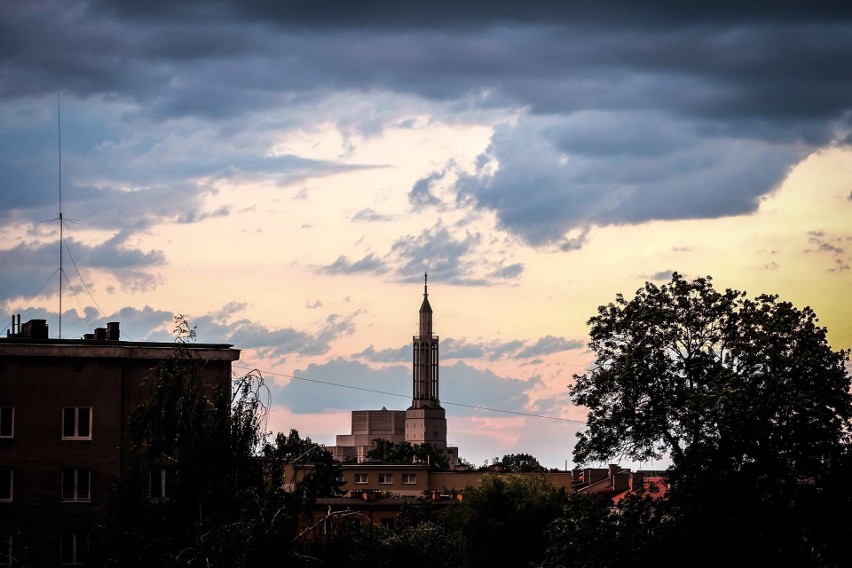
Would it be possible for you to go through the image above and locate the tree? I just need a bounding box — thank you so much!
[94,316,272,566]
[569,273,852,566]
[490,453,547,473]
[366,438,450,470]
[453,473,567,568]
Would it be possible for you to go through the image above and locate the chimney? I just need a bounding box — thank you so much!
[107,321,120,340]
[22,319,49,339]
[94,327,107,340]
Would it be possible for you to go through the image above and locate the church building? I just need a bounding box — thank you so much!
[330,275,459,467]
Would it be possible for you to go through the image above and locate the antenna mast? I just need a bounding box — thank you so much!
[58,93,63,338]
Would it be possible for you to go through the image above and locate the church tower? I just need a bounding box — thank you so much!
[405,273,448,450]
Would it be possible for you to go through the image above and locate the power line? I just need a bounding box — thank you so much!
[232,363,586,425]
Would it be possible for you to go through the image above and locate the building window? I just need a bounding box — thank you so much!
[60,532,87,565]
[0,469,11,502]
[148,468,173,500]
[378,473,392,485]
[402,473,417,485]
[380,518,395,529]
[0,407,12,439]
[62,468,91,502]
[354,473,368,484]
[62,407,91,440]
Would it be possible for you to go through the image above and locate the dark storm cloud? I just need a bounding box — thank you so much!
[2,1,851,249]
[280,357,531,415]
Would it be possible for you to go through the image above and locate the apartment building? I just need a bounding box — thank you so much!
[0,317,239,566]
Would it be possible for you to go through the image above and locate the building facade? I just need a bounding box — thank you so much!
[0,317,239,566]
[330,276,458,467]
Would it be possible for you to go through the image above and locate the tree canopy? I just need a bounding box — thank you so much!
[569,273,852,566]
[570,272,852,470]
[366,438,450,470]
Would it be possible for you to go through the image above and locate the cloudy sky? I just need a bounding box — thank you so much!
[2,1,851,469]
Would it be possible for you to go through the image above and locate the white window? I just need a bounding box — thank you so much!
[354,473,368,484]
[0,407,12,438]
[62,407,91,440]
[402,473,417,485]
[60,532,86,565]
[0,469,11,502]
[148,468,174,500]
[62,468,91,502]
[378,473,392,485]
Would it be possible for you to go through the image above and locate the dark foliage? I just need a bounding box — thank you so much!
[569,273,852,567]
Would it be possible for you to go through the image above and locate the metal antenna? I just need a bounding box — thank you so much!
[58,93,63,338]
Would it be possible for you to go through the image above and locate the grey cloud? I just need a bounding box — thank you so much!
[444,336,580,360]
[279,357,532,416]
[351,208,394,223]
[388,225,486,286]
[2,0,850,257]
[176,205,232,224]
[321,253,388,275]
[516,335,584,358]
[648,270,675,281]
[353,344,410,363]
[441,338,485,359]
[488,262,524,279]
[409,171,443,206]
[0,236,164,302]
[455,113,806,246]
[325,222,525,286]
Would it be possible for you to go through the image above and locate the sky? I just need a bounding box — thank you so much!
[1,1,851,470]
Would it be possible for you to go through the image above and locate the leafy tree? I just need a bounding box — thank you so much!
[366,438,450,470]
[495,453,547,473]
[569,273,852,566]
[92,317,337,567]
[94,316,271,565]
[538,490,667,568]
[453,473,567,568]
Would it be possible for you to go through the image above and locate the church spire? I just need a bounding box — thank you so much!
[412,273,439,407]
[419,272,432,335]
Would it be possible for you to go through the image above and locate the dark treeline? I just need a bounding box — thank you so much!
[63,272,852,566]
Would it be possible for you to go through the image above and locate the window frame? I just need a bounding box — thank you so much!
[0,469,12,502]
[62,407,92,440]
[0,407,12,439]
[378,473,393,485]
[148,468,174,501]
[61,468,91,502]
[402,473,417,485]
[354,473,368,485]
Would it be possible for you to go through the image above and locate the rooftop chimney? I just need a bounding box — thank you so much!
[107,321,120,340]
